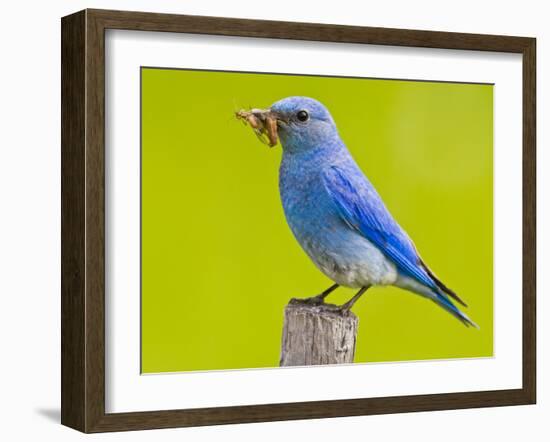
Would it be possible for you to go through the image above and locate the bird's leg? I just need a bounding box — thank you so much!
[300,283,339,305]
[339,286,370,312]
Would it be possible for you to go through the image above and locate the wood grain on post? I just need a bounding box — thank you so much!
[280,299,359,367]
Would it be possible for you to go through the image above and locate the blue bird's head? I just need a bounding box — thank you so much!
[237,97,340,154]
[270,97,339,153]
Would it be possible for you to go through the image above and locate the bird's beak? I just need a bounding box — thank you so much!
[236,108,284,147]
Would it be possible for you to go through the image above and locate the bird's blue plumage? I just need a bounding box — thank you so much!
[257,96,476,327]
[322,165,436,291]
[322,165,470,324]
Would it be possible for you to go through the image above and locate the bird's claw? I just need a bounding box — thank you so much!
[290,294,326,306]
[336,305,353,315]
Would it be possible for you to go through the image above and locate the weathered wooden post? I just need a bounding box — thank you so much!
[280,298,359,367]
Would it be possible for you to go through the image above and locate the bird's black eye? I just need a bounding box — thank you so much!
[296,110,309,122]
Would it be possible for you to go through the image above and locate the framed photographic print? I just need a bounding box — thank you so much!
[61,9,536,433]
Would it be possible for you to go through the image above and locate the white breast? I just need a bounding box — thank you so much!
[302,234,399,288]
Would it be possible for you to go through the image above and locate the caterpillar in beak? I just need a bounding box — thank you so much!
[236,109,278,147]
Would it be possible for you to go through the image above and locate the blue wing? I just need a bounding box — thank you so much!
[322,165,475,327]
[322,165,439,291]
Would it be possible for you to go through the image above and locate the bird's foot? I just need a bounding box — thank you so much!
[290,294,326,306]
[335,303,354,315]
[334,286,369,313]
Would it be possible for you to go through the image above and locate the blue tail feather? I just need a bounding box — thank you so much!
[434,292,479,328]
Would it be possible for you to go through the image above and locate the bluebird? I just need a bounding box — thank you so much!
[238,96,477,327]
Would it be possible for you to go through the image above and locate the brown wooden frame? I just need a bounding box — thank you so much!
[61,8,536,433]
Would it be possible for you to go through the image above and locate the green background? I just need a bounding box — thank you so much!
[141,68,493,373]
